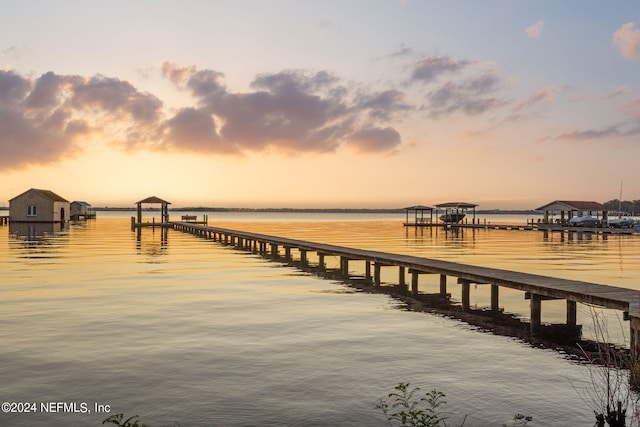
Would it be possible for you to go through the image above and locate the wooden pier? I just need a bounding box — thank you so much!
[167,221,640,355]
[0,216,8,226]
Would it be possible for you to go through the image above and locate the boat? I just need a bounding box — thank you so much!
[568,216,601,227]
[439,212,466,223]
[607,218,636,229]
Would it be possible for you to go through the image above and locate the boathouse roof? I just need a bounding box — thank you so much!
[535,200,606,211]
[136,196,171,205]
[435,202,478,209]
[72,201,91,206]
[403,205,435,211]
[10,188,69,203]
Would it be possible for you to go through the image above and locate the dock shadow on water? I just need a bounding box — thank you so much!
[262,245,631,372]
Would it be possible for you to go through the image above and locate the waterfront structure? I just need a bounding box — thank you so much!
[403,205,435,226]
[132,196,171,228]
[70,201,96,220]
[435,201,478,224]
[168,220,640,358]
[9,188,70,223]
[536,200,608,225]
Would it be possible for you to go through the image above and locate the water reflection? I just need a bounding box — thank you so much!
[9,221,65,240]
[135,226,168,259]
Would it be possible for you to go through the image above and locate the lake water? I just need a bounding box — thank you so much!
[1,211,640,426]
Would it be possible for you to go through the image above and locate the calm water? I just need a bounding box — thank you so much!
[1,212,640,426]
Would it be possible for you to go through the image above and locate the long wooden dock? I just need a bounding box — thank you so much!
[167,221,640,354]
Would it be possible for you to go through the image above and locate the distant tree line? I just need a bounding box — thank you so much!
[603,199,640,214]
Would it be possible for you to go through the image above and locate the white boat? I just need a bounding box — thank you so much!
[568,216,601,227]
[439,212,466,223]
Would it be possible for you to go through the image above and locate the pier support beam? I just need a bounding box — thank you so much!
[365,261,372,283]
[530,294,542,334]
[300,249,308,268]
[439,275,447,298]
[374,263,381,286]
[340,257,349,279]
[317,253,325,272]
[491,285,499,315]
[566,300,577,326]
[460,279,470,312]
[411,271,419,297]
[399,267,405,288]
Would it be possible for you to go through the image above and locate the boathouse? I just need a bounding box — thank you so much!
[535,200,608,225]
[403,205,435,226]
[70,201,95,220]
[132,196,171,228]
[435,202,478,224]
[9,188,70,223]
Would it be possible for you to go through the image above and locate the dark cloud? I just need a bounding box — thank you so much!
[0,69,164,170]
[411,55,471,83]
[160,63,405,154]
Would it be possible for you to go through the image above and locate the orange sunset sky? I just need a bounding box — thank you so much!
[1,1,639,209]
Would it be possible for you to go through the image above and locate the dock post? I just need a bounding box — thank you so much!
[399,267,405,287]
[284,247,291,261]
[460,279,470,311]
[374,263,381,286]
[300,249,308,268]
[491,285,499,315]
[317,253,325,272]
[530,294,542,334]
[566,300,577,326]
[340,257,349,279]
[439,274,447,297]
[365,261,372,283]
[411,271,419,297]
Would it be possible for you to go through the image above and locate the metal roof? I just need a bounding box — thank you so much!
[72,201,92,206]
[403,205,435,210]
[136,196,171,205]
[434,202,478,208]
[535,200,606,211]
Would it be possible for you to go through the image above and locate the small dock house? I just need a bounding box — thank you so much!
[403,205,435,226]
[70,201,96,220]
[9,188,70,223]
[535,200,608,225]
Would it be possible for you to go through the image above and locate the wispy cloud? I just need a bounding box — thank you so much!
[525,21,544,39]
[513,87,557,112]
[410,56,504,117]
[612,22,640,60]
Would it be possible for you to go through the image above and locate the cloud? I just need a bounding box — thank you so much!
[160,63,406,154]
[525,21,544,39]
[407,55,505,117]
[513,87,557,112]
[411,55,471,83]
[612,22,640,60]
[348,127,401,153]
[0,63,412,170]
[425,70,503,117]
[0,69,164,170]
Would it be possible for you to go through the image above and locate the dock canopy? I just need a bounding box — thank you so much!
[136,196,171,224]
[403,205,435,226]
[435,202,478,224]
[535,200,607,224]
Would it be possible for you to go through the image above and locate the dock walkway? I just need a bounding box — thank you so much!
[168,221,640,353]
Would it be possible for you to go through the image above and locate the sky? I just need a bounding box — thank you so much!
[1,1,639,209]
